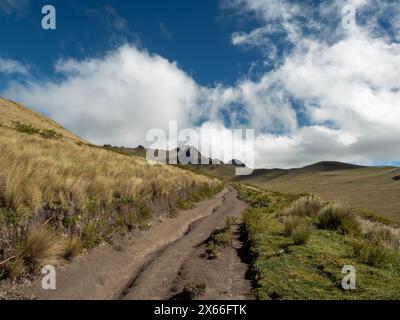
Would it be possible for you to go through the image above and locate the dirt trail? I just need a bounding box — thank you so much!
[122,187,251,300]
[28,187,251,300]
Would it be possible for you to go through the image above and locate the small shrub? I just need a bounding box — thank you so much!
[14,121,40,135]
[21,226,64,268]
[291,224,312,245]
[176,197,190,210]
[317,203,360,234]
[285,196,325,218]
[189,191,202,202]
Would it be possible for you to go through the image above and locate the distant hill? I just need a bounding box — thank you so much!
[300,161,366,172]
[235,163,400,223]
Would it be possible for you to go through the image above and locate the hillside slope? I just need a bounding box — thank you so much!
[235,165,400,223]
[0,98,84,142]
[0,98,221,291]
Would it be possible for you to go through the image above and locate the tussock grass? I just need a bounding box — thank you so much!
[63,235,82,260]
[285,195,325,218]
[317,203,360,235]
[283,216,302,236]
[363,227,400,252]
[21,226,64,269]
[291,224,312,245]
[283,216,312,245]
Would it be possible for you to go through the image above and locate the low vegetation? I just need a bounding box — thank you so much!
[14,121,63,140]
[182,282,206,299]
[203,216,238,259]
[317,203,360,235]
[0,120,222,283]
[236,184,400,299]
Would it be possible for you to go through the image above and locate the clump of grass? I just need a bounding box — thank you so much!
[204,219,236,259]
[363,227,400,251]
[208,227,233,247]
[283,216,312,245]
[81,221,105,249]
[352,239,399,268]
[283,216,302,236]
[20,226,64,269]
[63,235,82,260]
[2,257,26,280]
[317,202,360,235]
[183,282,206,299]
[224,216,239,228]
[285,195,325,218]
[291,224,312,245]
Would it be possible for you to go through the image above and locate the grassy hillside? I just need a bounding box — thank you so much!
[235,163,400,223]
[236,184,400,299]
[0,98,222,284]
[0,98,84,143]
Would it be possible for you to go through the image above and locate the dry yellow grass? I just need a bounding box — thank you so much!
[0,98,221,281]
[0,97,83,142]
[0,125,214,215]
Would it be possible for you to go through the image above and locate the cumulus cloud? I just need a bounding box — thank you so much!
[3,45,201,147]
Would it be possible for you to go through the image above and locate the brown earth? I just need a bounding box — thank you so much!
[122,187,251,300]
[27,187,252,300]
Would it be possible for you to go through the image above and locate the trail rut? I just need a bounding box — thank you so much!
[28,187,252,300]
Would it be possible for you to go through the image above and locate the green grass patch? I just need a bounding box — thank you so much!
[237,184,400,300]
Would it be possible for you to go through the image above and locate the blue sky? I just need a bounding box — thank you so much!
[0,0,264,87]
[0,0,399,168]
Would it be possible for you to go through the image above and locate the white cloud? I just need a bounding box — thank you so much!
[3,45,200,147]
[0,57,30,75]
